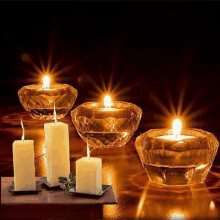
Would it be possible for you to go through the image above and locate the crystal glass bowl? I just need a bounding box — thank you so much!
[135,129,219,185]
[18,84,77,120]
[71,101,142,148]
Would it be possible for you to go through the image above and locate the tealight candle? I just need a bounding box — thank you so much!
[44,104,70,186]
[76,140,102,194]
[135,118,219,185]
[18,75,77,120]
[157,118,196,141]
[71,94,142,148]
[98,95,120,112]
[13,119,36,191]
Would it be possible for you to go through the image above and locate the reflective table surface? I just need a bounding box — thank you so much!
[1,106,220,220]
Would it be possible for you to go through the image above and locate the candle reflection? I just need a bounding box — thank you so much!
[136,182,218,219]
[103,164,118,219]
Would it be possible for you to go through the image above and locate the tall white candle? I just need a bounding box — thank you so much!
[13,119,36,191]
[44,104,70,186]
[76,140,102,194]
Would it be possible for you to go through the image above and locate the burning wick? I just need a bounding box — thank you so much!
[54,102,57,123]
[104,95,113,108]
[21,118,25,142]
[42,75,50,89]
[87,137,90,160]
[172,118,182,139]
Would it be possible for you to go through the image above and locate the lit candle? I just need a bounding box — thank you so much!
[95,94,131,120]
[13,119,36,191]
[44,104,70,186]
[76,140,102,194]
[98,95,120,112]
[135,117,219,185]
[157,118,195,141]
[18,74,78,120]
[71,94,142,148]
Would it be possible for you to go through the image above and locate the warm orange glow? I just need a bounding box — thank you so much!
[172,118,182,136]
[43,75,50,89]
[104,95,113,108]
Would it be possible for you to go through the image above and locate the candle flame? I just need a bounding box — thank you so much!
[104,95,113,108]
[172,118,182,136]
[42,75,50,89]
[21,118,25,141]
[87,137,90,160]
[54,102,57,123]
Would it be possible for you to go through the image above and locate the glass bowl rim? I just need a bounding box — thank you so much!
[71,101,142,115]
[18,83,77,92]
[135,128,219,147]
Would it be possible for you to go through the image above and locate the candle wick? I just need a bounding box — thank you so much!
[21,118,25,142]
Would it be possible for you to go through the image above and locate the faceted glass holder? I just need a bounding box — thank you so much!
[135,129,219,186]
[71,101,142,148]
[18,84,77,120]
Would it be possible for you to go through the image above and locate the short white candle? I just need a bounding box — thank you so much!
[44,104,70,186]
[13,119,36,191]
[76,141,102,194]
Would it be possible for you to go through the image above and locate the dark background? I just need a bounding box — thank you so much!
[0,2,220,132]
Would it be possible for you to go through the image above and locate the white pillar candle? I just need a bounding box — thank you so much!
[13,120,36,191]
[44,121,70,186]
[76,141,102,194]
[76,157,102,194]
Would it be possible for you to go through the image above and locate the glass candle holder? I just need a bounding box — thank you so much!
[18,84,77,120]
[135,128,219,186]
[71,101,142,148]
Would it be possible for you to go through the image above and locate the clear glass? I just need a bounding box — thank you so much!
[135,129,219,185]
[71,101,142,148]
[18,84,77,120]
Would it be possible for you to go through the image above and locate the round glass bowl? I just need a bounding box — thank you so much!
[71,101,142,148]
[135,129,219,186]
[18,84,78,120]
